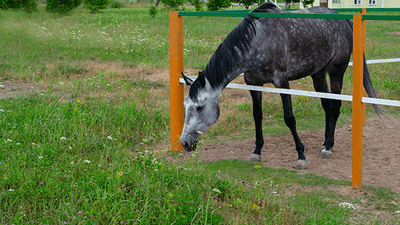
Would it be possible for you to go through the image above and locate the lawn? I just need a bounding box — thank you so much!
[0,4,399,224]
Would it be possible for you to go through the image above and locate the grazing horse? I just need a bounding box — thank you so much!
[180,3,380,169]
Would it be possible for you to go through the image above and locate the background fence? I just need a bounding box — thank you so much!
[170,8,400,189]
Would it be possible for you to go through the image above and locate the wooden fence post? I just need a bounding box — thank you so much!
[352,13,366,189]
[169,12,185,152]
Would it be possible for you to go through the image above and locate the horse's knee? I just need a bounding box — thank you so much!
[284,115,296,129]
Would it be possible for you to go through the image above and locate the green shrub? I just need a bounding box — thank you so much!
[206,0,230,11]
[161,0,185,10]
[188,0,202,11]
[232,0,262,10]
[149,0,202,17]
[301,0,314,8]
[45,0,82,13]
[110,0,124,8]
[84,0,110,12]
[0,0,37,12]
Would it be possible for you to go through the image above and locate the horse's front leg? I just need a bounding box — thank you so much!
[248,90,264,162]
[279,91,309,169]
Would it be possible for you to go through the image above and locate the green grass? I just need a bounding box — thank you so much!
[0,4,400,224]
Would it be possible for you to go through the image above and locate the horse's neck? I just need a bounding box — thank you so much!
[221,68,245,89]
[204,64,246,91]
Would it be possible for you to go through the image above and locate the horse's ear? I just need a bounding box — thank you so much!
[198,71,206,87]
[182,73,193,86]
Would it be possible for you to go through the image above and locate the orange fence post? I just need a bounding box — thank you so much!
[169,12,185,152]
[352,14,366,189]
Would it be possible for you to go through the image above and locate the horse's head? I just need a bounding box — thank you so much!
[180,71,221,151]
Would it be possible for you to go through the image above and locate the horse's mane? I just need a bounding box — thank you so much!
[203,15,258,88]
[188,3,280,100]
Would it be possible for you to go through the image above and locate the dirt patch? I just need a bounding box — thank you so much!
[0,79,41,99]
[389,31,400,36]
[179,117,400,195]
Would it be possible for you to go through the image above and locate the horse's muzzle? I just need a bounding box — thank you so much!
[181,140,197,152]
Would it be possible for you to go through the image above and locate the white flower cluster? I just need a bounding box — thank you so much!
[339,202,356,210]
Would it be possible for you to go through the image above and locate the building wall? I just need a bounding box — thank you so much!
[384,0,400,8]
[301,0,400,9]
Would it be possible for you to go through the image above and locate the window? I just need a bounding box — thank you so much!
[332,0,341,3]
[354,0,362,5]
[369,0,376,5]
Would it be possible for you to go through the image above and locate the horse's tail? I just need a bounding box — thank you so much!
[346,19,385,117]
[362,54,385,116]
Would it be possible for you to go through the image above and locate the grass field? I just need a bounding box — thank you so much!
[0,4,400,224]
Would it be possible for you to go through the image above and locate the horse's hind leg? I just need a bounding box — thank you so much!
[248,90,264,162]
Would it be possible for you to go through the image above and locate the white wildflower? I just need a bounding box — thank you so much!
[32,143,36,146]
[0,84,4,88]
[84,160,91,163]
[70,162,74,164]
[38,156,43,159]
[9,189,14,192]
[6,139,12,142]
[0,109,4,112]
[16,143,20,145]
[395,211,400,214]
[68,146,72,150]
[60,137,67,141]
[339,202,356,210]
[106,136,113,140]
[212,188,221,194]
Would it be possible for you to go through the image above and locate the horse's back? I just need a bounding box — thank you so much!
[244,4,353,82]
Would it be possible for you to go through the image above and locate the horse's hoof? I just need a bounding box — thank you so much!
[295,159,309,170]
[320,148,332,158]
[248,154,261,162]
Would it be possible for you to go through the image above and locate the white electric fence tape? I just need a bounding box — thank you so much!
[348,58,400,66]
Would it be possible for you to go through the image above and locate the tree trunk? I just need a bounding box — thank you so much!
[285,0,289,9]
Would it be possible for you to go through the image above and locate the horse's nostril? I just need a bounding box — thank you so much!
[183,141,190,149]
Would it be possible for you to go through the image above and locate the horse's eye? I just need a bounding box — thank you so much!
[196,106,204,112]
